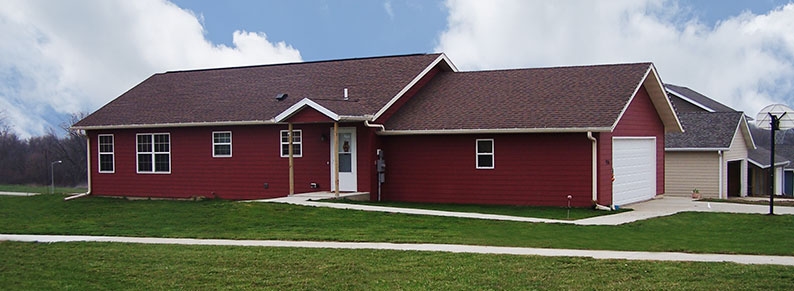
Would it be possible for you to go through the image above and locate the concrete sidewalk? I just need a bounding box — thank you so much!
[0,191,39,196]
[3,234,793,266]
[256,193,794,225]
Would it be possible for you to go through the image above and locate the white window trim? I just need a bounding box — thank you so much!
[136,133,171,174]
[476,138,495,169]
[97,134,115,173]
[280,129,303,158]
[212,131,232,158]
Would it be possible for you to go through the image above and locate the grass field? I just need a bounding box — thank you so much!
[2,194,793,255]
[320,198,628,220]
[2,241,793,290]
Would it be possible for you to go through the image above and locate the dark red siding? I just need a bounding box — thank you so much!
[285,107,335,123]
[88,124,344,200]
[612,85,666,195]
[381,133,594,207]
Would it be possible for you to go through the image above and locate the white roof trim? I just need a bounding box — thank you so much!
[739,115,757,150]
[377,127,612,136]
[72,120,276,131]
[748,158,789,169]
[274,98,340,122]
[666,87,716,112]
[611,64,683,133]
[665,147,728,152]
[371,53,458,121]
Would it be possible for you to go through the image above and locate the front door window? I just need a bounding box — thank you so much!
[339,133,352,172]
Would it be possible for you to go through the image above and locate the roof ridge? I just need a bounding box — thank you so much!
[454,62,652,73]
[160,53,440,75]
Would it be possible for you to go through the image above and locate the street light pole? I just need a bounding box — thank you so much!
[50,160,62,194]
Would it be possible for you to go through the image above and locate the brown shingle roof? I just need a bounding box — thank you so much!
[384,63,653,131]
[74,54,442,128]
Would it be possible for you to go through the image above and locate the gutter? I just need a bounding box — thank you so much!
[364,120,385,131]
[65,134,92,201]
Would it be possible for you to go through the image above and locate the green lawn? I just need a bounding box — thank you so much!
[320,198,628,220]
[2,194,794,255]
[1,241,792,290]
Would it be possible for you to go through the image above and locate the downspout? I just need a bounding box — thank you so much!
[65,133,91,201]
[364,119,385,131]
[718,150,724,199]
[586,132,607,210]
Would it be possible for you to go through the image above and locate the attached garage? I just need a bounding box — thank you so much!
[612,138,657,206]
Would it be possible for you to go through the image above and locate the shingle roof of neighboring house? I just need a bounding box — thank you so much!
[74,53,445,129]
[665,84,738,113]
[665,112,748,150]
[384,62,679,132]
[748,146,790,169]
[774,144,794,170]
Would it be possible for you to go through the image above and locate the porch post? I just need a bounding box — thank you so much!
[288,123,294,196]
[333,122,340,197]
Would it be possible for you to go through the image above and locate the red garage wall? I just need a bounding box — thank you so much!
[88,124,338,200]
[612,85,666,195]
[380,133,594,207]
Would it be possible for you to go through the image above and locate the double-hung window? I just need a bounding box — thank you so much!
[476,139,494,169]
[212,131,232,157]
[280,130,302,157]
[137,133,171,173]
[98,134,114,173]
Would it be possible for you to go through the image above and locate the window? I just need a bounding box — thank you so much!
[137,133,170,173]
[280,130,302,157]
[98,134,114,173]
[476,139,494,169]
[212,131,232,157]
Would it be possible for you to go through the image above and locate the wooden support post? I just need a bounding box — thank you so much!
[333,122,340,197]
[288,123,294,196]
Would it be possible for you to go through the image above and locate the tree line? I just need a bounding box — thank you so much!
[0,112,87,187]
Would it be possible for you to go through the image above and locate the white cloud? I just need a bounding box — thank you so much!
[384,1,395,20]
[436,0,794,118]
[0,0,302,138]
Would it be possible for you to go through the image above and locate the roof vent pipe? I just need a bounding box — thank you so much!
[276,93,288,101]
[344,88,349,101]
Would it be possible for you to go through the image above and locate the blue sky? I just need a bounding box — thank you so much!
[171,0,449,61]
[1,0,794,137]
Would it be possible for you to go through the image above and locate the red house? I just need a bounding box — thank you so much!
[73,53,682,208]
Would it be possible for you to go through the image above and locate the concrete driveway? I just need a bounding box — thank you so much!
[256,193,794,226]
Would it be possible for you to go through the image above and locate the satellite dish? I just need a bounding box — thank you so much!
[756,104,794,130]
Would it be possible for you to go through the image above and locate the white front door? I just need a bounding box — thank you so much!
[331,127,357,192]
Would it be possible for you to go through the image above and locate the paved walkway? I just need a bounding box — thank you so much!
[256,193,794,225]
[0,191,39,196]
[3,234,793,266]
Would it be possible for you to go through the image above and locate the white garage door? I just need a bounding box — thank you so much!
[612,138,656,206]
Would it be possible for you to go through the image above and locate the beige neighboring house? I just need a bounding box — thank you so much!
[664,84,758,198]
[665,112,755,198]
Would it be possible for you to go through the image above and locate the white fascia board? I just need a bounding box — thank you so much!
[72,120,276,131]
[665,147,728,152]
[377,127,611,136]
[749,158,790,169]
[371,53,458,122]
[274,98,340,122]
[739,115,758,150]
[611,64,683,133]
[666,87,715,112]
